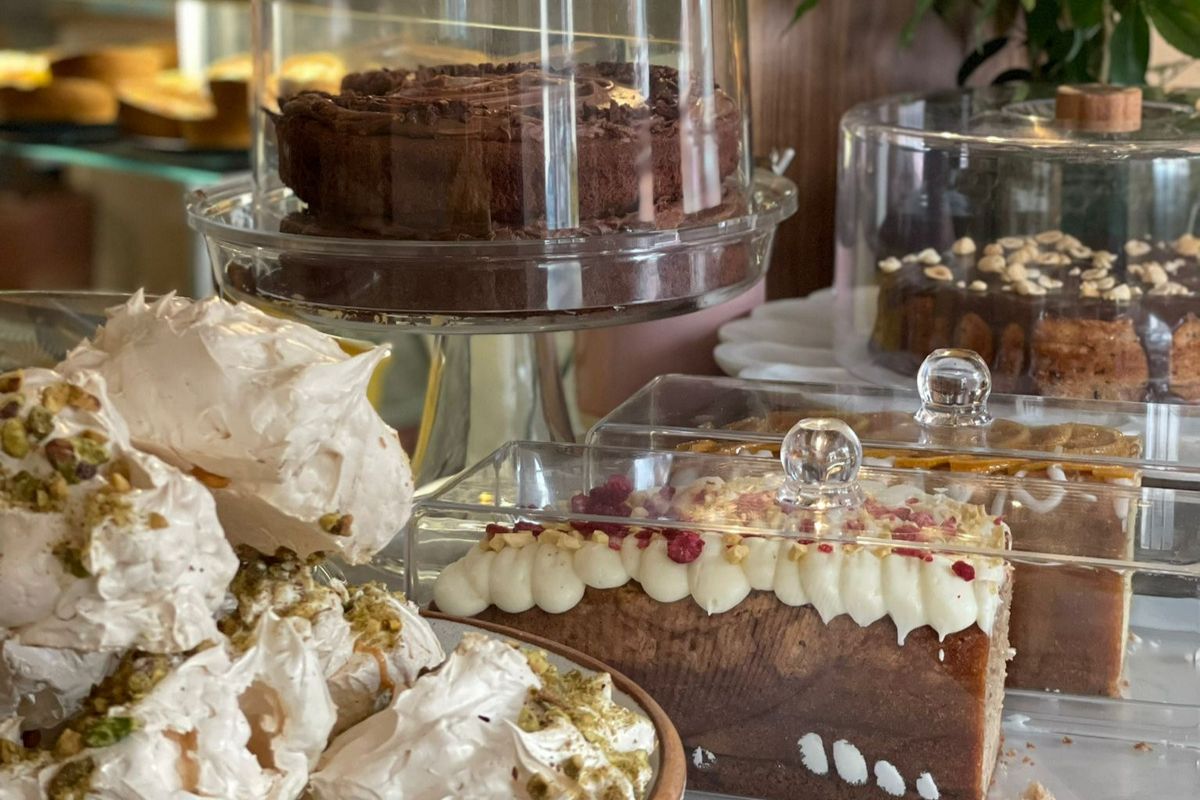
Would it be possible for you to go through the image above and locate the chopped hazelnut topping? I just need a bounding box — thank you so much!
[1037,275,1063,289]
[916,247,941,265]
[501,531,535,549]
[1080,282,1100,299]
[722,533,743,547]
[977,254,1006,273]
[982,243,1003,256]
[786,542,808,561]
[923,265,953,281]
[1124,239,1152,258]
[1066,244,1092,260]
[951,236,976,255]
[1094,275,1117,291]
[1068,267,1082,276]
[1080,267,1109,281]
[877,257,902,273]
[1034,230,1063,245]
[998,236,1025,250]
[1005,263,1029,282]
[557,533,583,551]
[1014,279,1046,297]
[1144,263,1168,286]
[42,383,71,413]
[968,280,988,292]
[1103,284,1133,303]
[1174,234,1200,257]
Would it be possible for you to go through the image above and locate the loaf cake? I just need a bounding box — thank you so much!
[683,410,1139,696]
[869,232,1200,401]
[434,472,1014,799]
[272,61,742,240]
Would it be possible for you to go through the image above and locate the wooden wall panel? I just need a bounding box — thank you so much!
[749,0,971,299]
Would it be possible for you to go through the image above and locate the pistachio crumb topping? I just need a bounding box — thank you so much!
[0,370,23,394]
[319,512,354,536]
[52,540,90,578]
[46,756,95,800]
[83,485,135,529]
[519,651,651,799]
[344,582,407,651]
[218,547,345,651]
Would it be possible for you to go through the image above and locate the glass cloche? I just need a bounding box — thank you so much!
[188,0,795,331]
[835,83,1200,403]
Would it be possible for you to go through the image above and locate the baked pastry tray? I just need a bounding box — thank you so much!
[398,438,1200,800]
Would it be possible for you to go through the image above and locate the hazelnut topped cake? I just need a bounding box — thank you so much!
[433,421,1014,800]
[871,231,1200,401]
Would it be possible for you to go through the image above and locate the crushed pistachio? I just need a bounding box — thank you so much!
[25,405,55,440]
[519,651,651,798]
[147,512,169,530]
[81,717,135,749]
[46,756,95,800]
[53,541,90,578]
[66,386,100,412]
[526,773,551,800]
[218,547,345,651]
[319,512,354,536]
[0,738,45,768]
[3,469,65,513]
[83,486,135,529]
[344,582,407,651]
[2,417,29,458]
[41,383,71,414]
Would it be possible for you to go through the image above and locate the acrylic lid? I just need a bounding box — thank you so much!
[588,349,1200,484]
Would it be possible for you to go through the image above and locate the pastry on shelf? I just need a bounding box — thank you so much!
[218,548,444,736]
[0,51,50,89]
[309,633,657,800]
[49,45,168,89]
[58,292,414,565]
[116,71,216,140]
[272,61,741,240]
[0,77,117,126]
[275,52,346,101]
[433,427,1014,800]
[681,408,1138,697]
[192,53,253,150]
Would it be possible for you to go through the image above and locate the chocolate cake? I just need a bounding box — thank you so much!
[682,411,1140,696]
[869,233,1200,401]
[432,472,1015,800]
[273,62,742,240]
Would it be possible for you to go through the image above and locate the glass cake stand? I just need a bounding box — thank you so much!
[186,168,797,487]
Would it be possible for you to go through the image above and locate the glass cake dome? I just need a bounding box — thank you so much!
[835,83,1200,403]
[188,0,795,332]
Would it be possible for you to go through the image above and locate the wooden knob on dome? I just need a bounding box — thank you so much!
[1055,84,1143,133]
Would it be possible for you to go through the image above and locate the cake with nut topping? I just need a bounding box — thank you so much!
[682,409,1139,697]
[871,232,1200,401]
[433,471,1014,800]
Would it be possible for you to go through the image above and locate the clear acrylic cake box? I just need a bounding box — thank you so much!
[833,83,1200,403]
[405,428,1200,800]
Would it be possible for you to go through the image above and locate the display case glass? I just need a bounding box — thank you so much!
[835,84,1200,402]
[404,432,1200,799]
[187,0,797,331]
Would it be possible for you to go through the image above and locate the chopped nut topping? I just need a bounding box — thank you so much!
[1005,263,1028,282]
[916,247,941,265]
[501,531,535,549]
[1080,282,1100,299]
[982,243,1003,256]
[724,543,750,564]
[1103,284,1133,303]
[1068,267,1081,276]
[0,371,23,394]
[25,405,54,440]
[968,280,988,292]
[951,237,976,255]
[977,254,1006,273]
[786,541,808,561]
[1014,279,1046,297]
[1149,281,1191,296]
[557,533,582,551]
[591,531,609,546]
[318,512,353,536]
[2,418,29,458]
[42,383,71,413]
[1124,239,1151,258]
[998,236,1025,250]
[108,472,132,493]
[1174,234,1200,257]
[1036,252,1069,267]
[1145,263,1169,286]
[1037,275,1063,289]
[923,265,953,281]
[1034,230,1063,245]
[722,533,743,547]
[66,386,101,412]
[877,257,902,273]
[1066,244,1093,260]
[147,512,170,530]
[1080,267,1109,281]
[1095,275,1116,291]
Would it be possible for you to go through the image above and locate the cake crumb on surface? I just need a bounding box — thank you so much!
[1020,781,1056,800]
[1134,741,1153,752]
[1025,742,1036,749]
[1061,736,1072,745]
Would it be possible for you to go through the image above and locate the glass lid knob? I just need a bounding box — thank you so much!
[915,348,993,428]
[777,418,864,510]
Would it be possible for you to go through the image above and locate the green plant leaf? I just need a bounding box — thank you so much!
[901,0,937,46]
[1145,0,1200,57]
[789,0,822,28]
[1067,0,1104,27]
[1110,4,1151,83]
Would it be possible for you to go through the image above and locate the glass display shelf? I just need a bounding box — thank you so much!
[0,138,246,186]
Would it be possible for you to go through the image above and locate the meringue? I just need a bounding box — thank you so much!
[309,633,655,800]
[0,647,278,799]
[59,291,415,564]
[219,550,444,736]
[0,368,235,654]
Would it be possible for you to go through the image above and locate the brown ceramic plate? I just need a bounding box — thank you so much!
[423,610,687,800]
